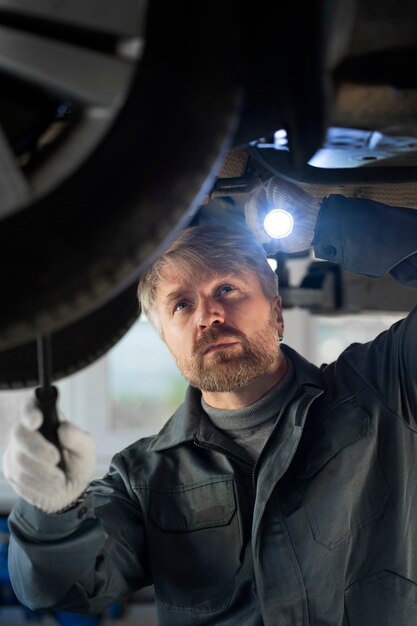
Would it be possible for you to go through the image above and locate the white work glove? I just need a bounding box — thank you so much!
[2,402,96,514]
[245,176,321,254]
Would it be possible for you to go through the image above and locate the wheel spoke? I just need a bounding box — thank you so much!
[0,124,30,218]
[0,0,147,38]
[29,108,114,199]
[0,25,138,107]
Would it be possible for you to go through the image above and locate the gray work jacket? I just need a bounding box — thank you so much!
[7,196,417,625]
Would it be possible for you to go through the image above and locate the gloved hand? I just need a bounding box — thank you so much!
[244,176,321,254]
[2,402,96,514]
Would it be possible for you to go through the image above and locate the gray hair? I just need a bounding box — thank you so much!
[138,222,279,334]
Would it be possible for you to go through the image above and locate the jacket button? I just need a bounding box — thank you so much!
[324,244,337,257]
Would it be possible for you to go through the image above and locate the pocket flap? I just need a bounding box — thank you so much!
[150,477,236,532]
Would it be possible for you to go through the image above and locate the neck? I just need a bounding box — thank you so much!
[201,352,288,410]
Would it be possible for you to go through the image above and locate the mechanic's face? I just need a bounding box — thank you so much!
[155,263,284,392]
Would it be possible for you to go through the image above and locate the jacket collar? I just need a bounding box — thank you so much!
[148,344,324,453]
[281,344,323,389]
[147,385,202,452]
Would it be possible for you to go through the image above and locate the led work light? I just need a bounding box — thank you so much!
[263,208,294,239]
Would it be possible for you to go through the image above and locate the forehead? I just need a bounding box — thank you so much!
[155,262,257,300]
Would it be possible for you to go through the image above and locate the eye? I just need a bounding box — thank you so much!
[173,300,189,313]
[218,284,236,296]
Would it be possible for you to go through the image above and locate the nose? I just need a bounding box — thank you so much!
[196,297,225,330]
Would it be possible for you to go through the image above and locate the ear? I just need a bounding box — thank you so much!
[272,295,284,335]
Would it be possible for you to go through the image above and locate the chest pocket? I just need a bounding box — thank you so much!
[296,399,390,550]
[147,476,240,613]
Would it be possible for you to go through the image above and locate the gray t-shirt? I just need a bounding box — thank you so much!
[201,357,294,462]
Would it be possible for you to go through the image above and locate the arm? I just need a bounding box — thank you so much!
[244,176,417,285]
[337,307,417,428]
[314,194,417,287]
[4,404,151,613]
[8,452,150,613]
[311,194,417,424]
[245,179,417,418]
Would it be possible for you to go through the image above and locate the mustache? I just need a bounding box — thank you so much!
[193,325,247,355]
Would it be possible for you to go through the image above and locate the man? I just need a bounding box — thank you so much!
[3,178,417,625]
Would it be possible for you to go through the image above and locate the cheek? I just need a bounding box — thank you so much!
[163,323,192,355]
[241,303,271,326]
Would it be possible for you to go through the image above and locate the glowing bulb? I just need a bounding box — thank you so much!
[263,209,294,239]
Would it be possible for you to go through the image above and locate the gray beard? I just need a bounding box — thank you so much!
[175,318,280,392]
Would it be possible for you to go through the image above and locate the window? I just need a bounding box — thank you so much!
[314,312,405,365]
